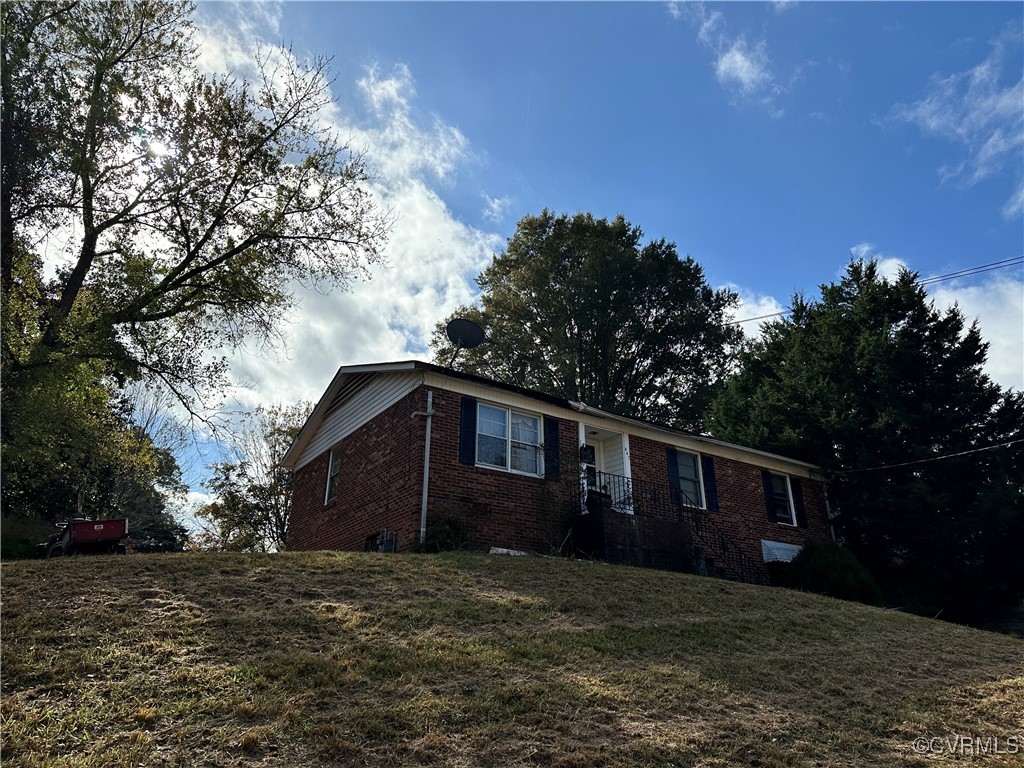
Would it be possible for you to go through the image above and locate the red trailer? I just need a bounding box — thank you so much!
[39,518,129,558]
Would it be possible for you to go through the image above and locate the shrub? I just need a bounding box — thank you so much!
[0,515,56,560]
[411,509,471,553]
[781,540,884,606]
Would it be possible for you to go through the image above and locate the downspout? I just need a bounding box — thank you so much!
[413,391,435,545]
[823,478,838,543]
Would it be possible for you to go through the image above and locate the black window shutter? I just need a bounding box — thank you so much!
[762,470,779,523]
[701,455,719,512]
[666,448,682,505]
[543,418,561,480]
[791,477,807,528]
[459,397,477,465]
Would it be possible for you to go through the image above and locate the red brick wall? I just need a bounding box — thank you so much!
[287,385,580,554]
[424,388,579,554]
[287,381,832,580]
[629,435,832,579]
[287,388,425,552]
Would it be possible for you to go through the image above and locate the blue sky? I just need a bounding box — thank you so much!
[182,1,1023,513]
[280,0,1023,286]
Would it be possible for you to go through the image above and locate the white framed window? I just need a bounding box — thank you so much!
[476,403,543,476]
[672,450,705,508]
[325,447,342,503]
[767,472,796,526]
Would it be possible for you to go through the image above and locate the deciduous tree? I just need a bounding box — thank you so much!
[1,0,385,527]
[2,362,166,520]
[1,365,191,553]
[432,210,742,430]
[1,0,388,412]
[196,403,310,552]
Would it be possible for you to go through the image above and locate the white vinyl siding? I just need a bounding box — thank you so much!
[297,372,420,470]
[602,433,625,477]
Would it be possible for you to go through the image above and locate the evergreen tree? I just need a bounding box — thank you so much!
[709,260,1024,621]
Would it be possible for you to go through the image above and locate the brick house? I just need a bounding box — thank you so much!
[283,361,834,584]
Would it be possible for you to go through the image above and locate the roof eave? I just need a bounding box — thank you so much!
[282,359,823,477]
[281,360,428,468]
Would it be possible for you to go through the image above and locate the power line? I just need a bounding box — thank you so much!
[917,257,1023,286]
[832,438,1023,475]
[727,256,1024,325]
[728,309,790,325]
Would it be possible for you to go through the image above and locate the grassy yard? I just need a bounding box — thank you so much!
[1,551,1021,767]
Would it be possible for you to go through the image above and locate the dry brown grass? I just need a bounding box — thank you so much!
[1,551,1021,766]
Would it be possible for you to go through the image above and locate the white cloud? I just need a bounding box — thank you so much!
[931,277,1024,392]
[849,243,873,260]
[682,5,783,115]
[359,62,414,114]
[482,193,512,223]
[188,10,501,418]
[889,26,1024,217]
[1002,181,1024,220]
[219,173,498,415]
[195,3,279,74]
[875,258,908,281]
[722,284,787,341]
[696,8,722,46]
[353,64,469,185]
[848,242,908,280]
[716,39,772,95]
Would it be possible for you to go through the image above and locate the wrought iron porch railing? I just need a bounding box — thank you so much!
[575,471,769,586]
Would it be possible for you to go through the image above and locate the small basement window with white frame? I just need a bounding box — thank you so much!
[325,446,342,503]
[476,403,543,475]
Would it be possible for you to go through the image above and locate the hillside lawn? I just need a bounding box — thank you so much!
[1,551,1021,767]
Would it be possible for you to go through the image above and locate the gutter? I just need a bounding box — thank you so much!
[823,479,838,543]
[568,400,822,475]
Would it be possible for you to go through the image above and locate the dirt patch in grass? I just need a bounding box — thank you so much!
[2,551,1021,766]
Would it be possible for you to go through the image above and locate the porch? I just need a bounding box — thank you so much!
[566,471,769,585]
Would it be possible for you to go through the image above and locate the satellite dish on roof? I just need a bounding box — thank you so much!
[445,317,485,368]
[446,318,485,350]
